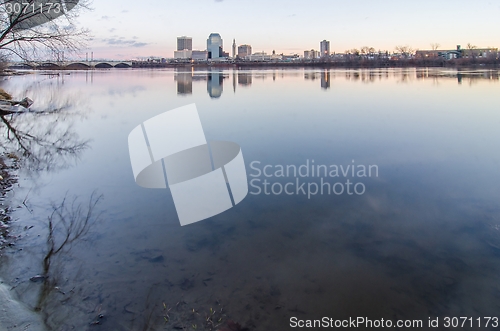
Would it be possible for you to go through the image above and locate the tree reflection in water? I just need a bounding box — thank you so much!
[0,75,90,175]
[34,192,102,328]
[0,76,100,329]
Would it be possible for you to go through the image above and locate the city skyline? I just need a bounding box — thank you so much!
[76,0,500,60]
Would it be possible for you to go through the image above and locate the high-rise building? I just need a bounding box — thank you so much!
[320,40,330,57]
[177,36,192,51]
[232,39,236,59]
[207,33,223,59]
[237,44,252,58]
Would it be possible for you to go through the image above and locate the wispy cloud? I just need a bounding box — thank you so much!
[102,37,149,48]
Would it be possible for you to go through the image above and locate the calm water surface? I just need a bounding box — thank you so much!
[1,68,500,330]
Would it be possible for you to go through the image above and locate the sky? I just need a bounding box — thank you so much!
[75,0,500,60]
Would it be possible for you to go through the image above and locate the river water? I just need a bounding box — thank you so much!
[1,68,500,330]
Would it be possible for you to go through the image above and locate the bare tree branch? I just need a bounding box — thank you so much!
[0,0,91,61]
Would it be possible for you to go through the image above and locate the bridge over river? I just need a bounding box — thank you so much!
[8,61,133,69]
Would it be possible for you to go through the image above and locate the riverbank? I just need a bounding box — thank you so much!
[0,89,19,252]
[108,59,500,69]
[7,57,500,70]
[0,87,46,330]
[0,153,18,251]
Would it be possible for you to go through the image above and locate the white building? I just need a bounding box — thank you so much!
[304,50,320,59]
[245,52,271,61]
[192,50,208,61]
[174,50,192,59]
[271,53,283,60]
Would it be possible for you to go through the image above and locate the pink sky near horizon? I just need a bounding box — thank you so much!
[74,0,500,61]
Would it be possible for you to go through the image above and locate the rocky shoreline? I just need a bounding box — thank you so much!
[0,86,46,330]
[0,153,19,249]
[0,85,20,252]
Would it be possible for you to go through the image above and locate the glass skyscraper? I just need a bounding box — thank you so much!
[207,33,223,59]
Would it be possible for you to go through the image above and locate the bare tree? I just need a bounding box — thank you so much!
[0,0,91,61]
[360,46,370,57]
[395,45,414,58]
[466,43,476,50]
[466,43,477,60]
[430,43,440,51]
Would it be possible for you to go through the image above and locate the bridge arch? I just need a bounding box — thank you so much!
[40,62,61,67]
[114,62,132,68]
[65,62,91,69]
[94,63,113,68]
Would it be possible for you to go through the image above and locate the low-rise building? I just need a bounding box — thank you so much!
[238,45,252,58]
[282,54,300,61]
[415,45,498,60]
[245,52,271,61]
[174,50,192,59]
[304,50,320,60]
[192,50,208,61]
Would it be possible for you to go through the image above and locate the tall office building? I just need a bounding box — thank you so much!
[237,44,252,58]
[320,40,330,57]
[207,33,223,59]
[232,39,236,59]
[177,36,192,51]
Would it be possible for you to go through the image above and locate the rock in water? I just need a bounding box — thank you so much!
[0,279,48,330]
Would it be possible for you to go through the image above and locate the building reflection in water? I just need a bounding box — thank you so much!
[304,72,320,80]
[238,72,252,86]
[415,68,499,85]
[232,71,236,92]
[321,70,330,89]
[175,68,499,98]
[175,68,193,95]
[207,69,223,98]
